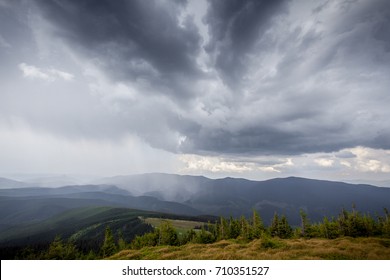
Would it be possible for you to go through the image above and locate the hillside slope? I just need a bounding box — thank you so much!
[95,174,390,225]
[0,184,201,228]
[1,174,390,232]
[110,237,390,260]
[0,206,211,259]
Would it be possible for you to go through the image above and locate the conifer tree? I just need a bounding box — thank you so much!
[270,213,280,237]
[338,208,350,236]
[300,209,312,237]
[85,250,97,260]
[158,221,179,246]
[117,230,127,251]
[219,217,229,240]
[252,209,265,239]
[320,217,341,239]
[181,229,197,244]
[239,215,251,240]
[278,215,293,238]
[208,221,219,241]
[46,235,65,259]
[382,208,390,237]
[46,236,79,259]
[197,226,215,244]
[101,226,117,257]
[228,216,241,239]
[131,232,158,249]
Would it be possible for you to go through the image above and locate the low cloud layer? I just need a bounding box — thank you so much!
[1,0,390,180]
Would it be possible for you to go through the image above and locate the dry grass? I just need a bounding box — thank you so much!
[110,237,390,260]
[144,218,204,232]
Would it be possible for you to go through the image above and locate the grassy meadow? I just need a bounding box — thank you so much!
[109,237,390,260]
[143,217,205,235]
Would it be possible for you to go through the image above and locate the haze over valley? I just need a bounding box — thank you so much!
[1,173,390,227]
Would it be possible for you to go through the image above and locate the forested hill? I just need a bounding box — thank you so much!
[2,174,390,226]
[95,174,390,225]
[0,206,212,259]
[1,173,390,260]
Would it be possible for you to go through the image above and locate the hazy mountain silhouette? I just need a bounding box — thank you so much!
[0,177,31,189]
[96,174,390,225]
[0,183,201,230]
[1,174,390,228]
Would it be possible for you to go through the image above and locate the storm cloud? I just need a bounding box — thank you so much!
[33,0,204,100]
[1,0,390,179]
[204,0,288,86]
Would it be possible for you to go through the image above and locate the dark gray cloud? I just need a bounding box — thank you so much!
[180,0,390,156]
[1,0,390,162]
[204,0,288,87]
[0,1,34,76]
[33,0,203,100]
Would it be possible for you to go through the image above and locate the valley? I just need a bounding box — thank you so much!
[1,173,390,260]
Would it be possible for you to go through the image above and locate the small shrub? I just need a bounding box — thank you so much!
[261,237,285,249]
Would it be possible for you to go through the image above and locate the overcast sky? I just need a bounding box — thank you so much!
[1,0,390,182]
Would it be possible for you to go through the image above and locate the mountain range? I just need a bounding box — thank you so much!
[1,173,390,226]
[93,174,390,224]
[1,173,390,258]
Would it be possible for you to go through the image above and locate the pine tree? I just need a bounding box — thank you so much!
[362,214,375,237]
[181,229,197,244]
[131,232,158,249]
[219,217,229,240]
[300,209,312,237]
[101,226,117,257]
[270,213,280,237]
[158,221,179,246]
[85,250,97,260]
[63,241,79,259]
[320,217,341,239]
[208,221,219,241]
[45,236,79,259]
[197,226,215,244]
[252,210,265,239]
[278,215,293,238]
[382,208,390,237]
[46,235,65,259]
[117,230,127,251]
[228,216,241,239]
[337,208,350,236]
[239,215,251,240]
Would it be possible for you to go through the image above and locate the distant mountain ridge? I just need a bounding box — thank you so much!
[1,173,390,227]
[0,177,32,189]
[0,184,129,197]
[0,183,201,229]
[186,176,390,224]
[94,173,390,225]
[94,173,210,202]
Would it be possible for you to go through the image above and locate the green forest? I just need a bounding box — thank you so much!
[15,206,390,260]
